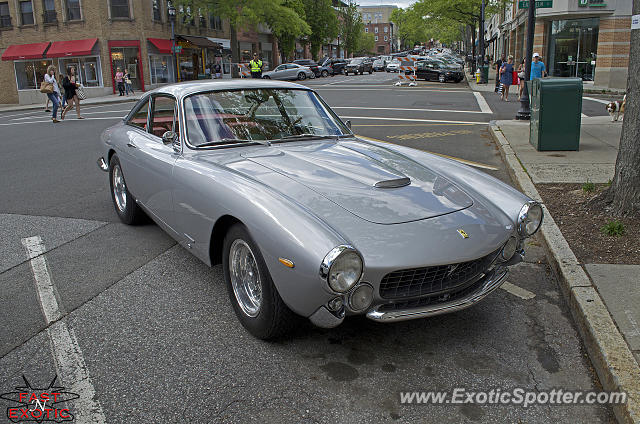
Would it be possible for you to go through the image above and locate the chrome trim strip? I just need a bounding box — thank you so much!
[366,268,509,322]
[97,157,108,172]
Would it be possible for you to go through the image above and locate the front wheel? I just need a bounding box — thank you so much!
[223,224,296,339]
[321,70,329,77]
[309,72,316,79]
[262,75,270,79]
[439,74,446,83]
[109,154,145,225]
[297,72,306,80]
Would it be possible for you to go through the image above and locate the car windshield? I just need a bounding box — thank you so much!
[350,58,363,64]
[184,89,352,147]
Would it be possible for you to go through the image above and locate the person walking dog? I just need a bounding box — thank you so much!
[499,55,514,102]
[44,65,61,123]
[249,53,263,78]
[61,66,84,120]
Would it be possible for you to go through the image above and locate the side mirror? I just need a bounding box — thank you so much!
[162,130,177,145]
[345,120,352,130]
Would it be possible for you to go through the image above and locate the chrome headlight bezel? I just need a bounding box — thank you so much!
[517,201,543,237]
[319,245,364,293]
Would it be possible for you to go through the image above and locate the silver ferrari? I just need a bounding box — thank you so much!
[97,80,543,339]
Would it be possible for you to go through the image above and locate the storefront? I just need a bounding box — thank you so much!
[108,40,145,93]
[207,37,232,78]
[147,38,176,86]
[47,38,102,88]
[547,17,599,81]
[175,35,221,81]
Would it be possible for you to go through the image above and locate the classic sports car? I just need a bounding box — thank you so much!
[97,80,543,339]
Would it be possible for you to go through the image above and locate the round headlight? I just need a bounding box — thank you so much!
[320,246,363,293]
[518,202,543,237]
[349,284,374,311]
[501,236,518,261]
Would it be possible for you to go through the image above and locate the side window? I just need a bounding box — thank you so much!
[150,96,177,138]
[128,99,149,130]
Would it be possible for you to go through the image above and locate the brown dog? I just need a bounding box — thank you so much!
[606,94,626,122]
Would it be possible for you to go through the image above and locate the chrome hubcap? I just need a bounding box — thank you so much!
[112,165,127,212]
[229,239,262,317]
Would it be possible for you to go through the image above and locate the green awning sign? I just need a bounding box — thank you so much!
[518,0,553,7]
[578,0,588,5]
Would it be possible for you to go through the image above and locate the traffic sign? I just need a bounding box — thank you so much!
[518,0,553,7]
[171,45,182,53]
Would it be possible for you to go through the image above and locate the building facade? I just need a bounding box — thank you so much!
[485,0,631,89]
[0,0,276,104]
[357,5,398,55]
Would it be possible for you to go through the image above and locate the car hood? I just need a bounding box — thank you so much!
[239,139,473,225]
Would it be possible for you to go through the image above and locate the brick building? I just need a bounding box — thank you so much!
[486,0,632,89]
[357,5,398,55]
[363,22,394,55]
[0,0,278,105]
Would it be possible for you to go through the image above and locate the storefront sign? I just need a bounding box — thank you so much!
[518,0,553,8]
[578,0,588,6]
[632,14,640,30]
[172,45,182,53]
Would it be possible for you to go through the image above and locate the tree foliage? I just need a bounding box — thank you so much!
[302,0,338,60]
[355,32,375,56]
[338,2,364,57]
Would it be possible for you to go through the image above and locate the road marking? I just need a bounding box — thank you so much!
[316,88,473,93]
[0,116,125,126]
[342,116,487,125]
[387,129,474,140]
[500,281,536,299]
[332,106,490,114]
[355,135,498,171]
[353,123,476,127]
[583,96,611,105]
[473,92,492,114]
[21,236,106,424]
[581,113,588,118]
[10,109,127,121]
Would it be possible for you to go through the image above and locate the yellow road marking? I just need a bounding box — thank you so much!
[387,129,474,140]
[355,135,499,171]
[352,123,476,127]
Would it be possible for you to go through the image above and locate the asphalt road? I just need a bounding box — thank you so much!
[0,73,615,423]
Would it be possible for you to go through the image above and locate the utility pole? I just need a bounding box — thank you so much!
[168,2,177,82]
[516,0,536,120]
[479,0,486,82]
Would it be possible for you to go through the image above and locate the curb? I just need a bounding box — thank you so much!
[0,97,139,113]
[489,122,640,424]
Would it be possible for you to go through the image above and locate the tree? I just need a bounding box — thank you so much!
[264,0,311,62]
[302,0,338,60]
[355,32,375,56]
[593,0,640,216]
[337,2,364,57]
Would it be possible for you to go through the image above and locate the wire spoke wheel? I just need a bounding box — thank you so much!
[229,239,262,317]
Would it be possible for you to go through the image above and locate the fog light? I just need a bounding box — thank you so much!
[349,284,374,312]
[328,297,343,312]
[501,237,518,261]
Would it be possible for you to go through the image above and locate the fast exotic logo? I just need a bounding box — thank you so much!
[0,376,78,423]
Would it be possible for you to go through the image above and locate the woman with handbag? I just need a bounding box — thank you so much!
[499,55,514,102]
[123,69,134,95]
[517,59,526,100]
[43,65,61,123]
[61,66,84,120]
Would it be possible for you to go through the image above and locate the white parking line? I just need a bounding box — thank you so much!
[473,92,493,114]
[342,116,487,125]
[500,281,536,300]
[332,106,490,114]
[21,236,106,424]
[583,96,611,105]
[10,109,126,121]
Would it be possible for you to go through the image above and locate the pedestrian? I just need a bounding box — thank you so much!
[494,54,505,93]
[499,55,514,101]
[517,58,526,100]
[44,65,61,123]
[124,69,134,95]
[61,66,84,120]
[115,67,125,96]
[214,63,222,79]
[44,95,51,113]
[249,53,263,78]
[58,72,67,112]
[530,52,547,80]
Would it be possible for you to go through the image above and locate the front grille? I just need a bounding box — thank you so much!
[379,249,500,300]
[378,276,488,311]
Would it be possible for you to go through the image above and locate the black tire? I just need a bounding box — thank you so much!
[321,70,329,77]
[369,70,373,74]
[109,154,145,225]
[297,72,306,80]
[263,75,270,79]
[439,74,446,83]
[222,224,296,339]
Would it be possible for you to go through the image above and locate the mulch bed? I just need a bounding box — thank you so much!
[536,183,640,264]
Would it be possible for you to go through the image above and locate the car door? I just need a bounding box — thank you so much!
[425,61,438,80]
[124,95,180,230]
[271,64,286,80]
[286,64,300,79]
[415,61,428,80]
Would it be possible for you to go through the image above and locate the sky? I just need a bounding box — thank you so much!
[356,0,415,9]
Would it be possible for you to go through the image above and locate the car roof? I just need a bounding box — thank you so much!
[145,79,311,99]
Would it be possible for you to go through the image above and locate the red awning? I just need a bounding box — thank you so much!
[46,38,98,58]
[148,38,173,54]
[1,42,50,61]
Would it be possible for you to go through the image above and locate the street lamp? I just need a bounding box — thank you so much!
[168,2,176,82]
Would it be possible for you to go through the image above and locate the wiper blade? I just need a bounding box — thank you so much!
[278,134,341,141]
[197,138,271,147]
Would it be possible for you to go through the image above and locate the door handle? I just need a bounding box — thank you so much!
[126,142,137,148]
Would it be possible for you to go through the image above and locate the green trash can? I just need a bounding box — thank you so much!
[479,65,489,83]
[529,78,583,151]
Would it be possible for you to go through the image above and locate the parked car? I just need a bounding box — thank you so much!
[97,79,542,339]
[293,59,320,77]
[344,57,373,75]
[385,59,401,72]
[415,60,464,83]
[372,58,386,72]
[319,58,348,75]
[261,63,315,81]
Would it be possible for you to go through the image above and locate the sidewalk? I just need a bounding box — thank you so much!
[0,92,142,113]
[489,118,640,423]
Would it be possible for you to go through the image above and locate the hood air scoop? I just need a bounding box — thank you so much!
[375,177,411,188]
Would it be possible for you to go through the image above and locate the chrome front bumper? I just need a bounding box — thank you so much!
[366,267,509,322]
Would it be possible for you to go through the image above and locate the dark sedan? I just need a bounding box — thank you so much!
[344,58,373,75]
[415,60,464,83]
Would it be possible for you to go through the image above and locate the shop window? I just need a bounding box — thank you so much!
[42,0,56,22]
[65,0,81,20]
[152,0,161,21]
[0,2,11,27]
[59,56,102,87]
[150,96,177,137]
[209,14,221,30]
[110,0,129,18]
[149,54,173,84]
[19,0,34,25]
[14,60,52,90]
